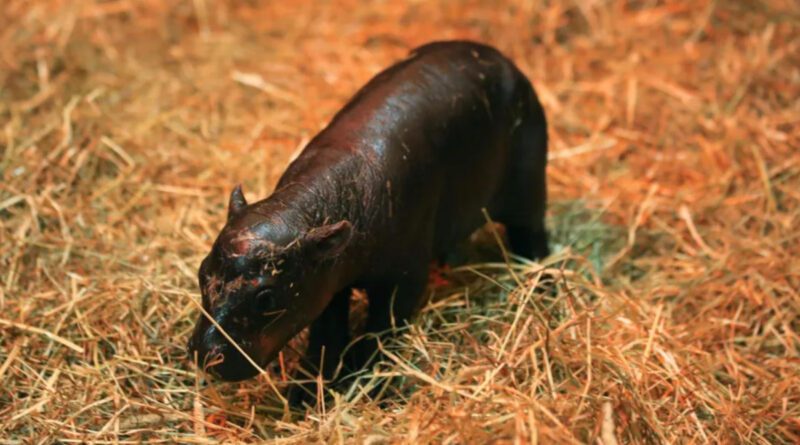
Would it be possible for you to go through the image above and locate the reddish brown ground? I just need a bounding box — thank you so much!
[1,1,798,443]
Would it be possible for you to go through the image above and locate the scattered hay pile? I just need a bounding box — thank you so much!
[1,0,798,443]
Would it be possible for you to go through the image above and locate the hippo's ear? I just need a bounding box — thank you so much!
[305,220,353,260]
[228,185,248,220]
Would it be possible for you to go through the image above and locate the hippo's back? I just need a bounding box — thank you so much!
[283,41,539,265]
[322,41,529,160]
[342,42,535,256]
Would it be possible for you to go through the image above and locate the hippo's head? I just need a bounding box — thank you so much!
[187,185,353,381]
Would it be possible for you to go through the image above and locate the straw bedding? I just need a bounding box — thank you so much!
[1,0,798,443]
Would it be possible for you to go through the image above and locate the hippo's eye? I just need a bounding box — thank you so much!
[255,289,279,315]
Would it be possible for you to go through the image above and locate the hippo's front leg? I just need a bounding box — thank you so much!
[348,261,431,374]
[289,287,351,407]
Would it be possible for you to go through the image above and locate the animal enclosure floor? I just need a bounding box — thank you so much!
[1,1,798,443]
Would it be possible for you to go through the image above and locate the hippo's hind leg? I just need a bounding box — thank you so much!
[496,96,550,260]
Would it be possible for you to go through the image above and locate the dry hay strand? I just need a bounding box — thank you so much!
[1,0,799,443]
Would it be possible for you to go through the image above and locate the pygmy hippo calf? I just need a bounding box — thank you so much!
[187,41,549,397]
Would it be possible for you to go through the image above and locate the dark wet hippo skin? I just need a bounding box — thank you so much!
[187,41,549,400]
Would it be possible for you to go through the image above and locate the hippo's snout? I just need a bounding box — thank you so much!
[187,320,261,382]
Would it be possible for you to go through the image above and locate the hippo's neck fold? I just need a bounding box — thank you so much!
[271,144,384,232]
[249,146,383,283]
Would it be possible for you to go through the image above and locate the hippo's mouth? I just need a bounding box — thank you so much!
[187,315,293,382]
